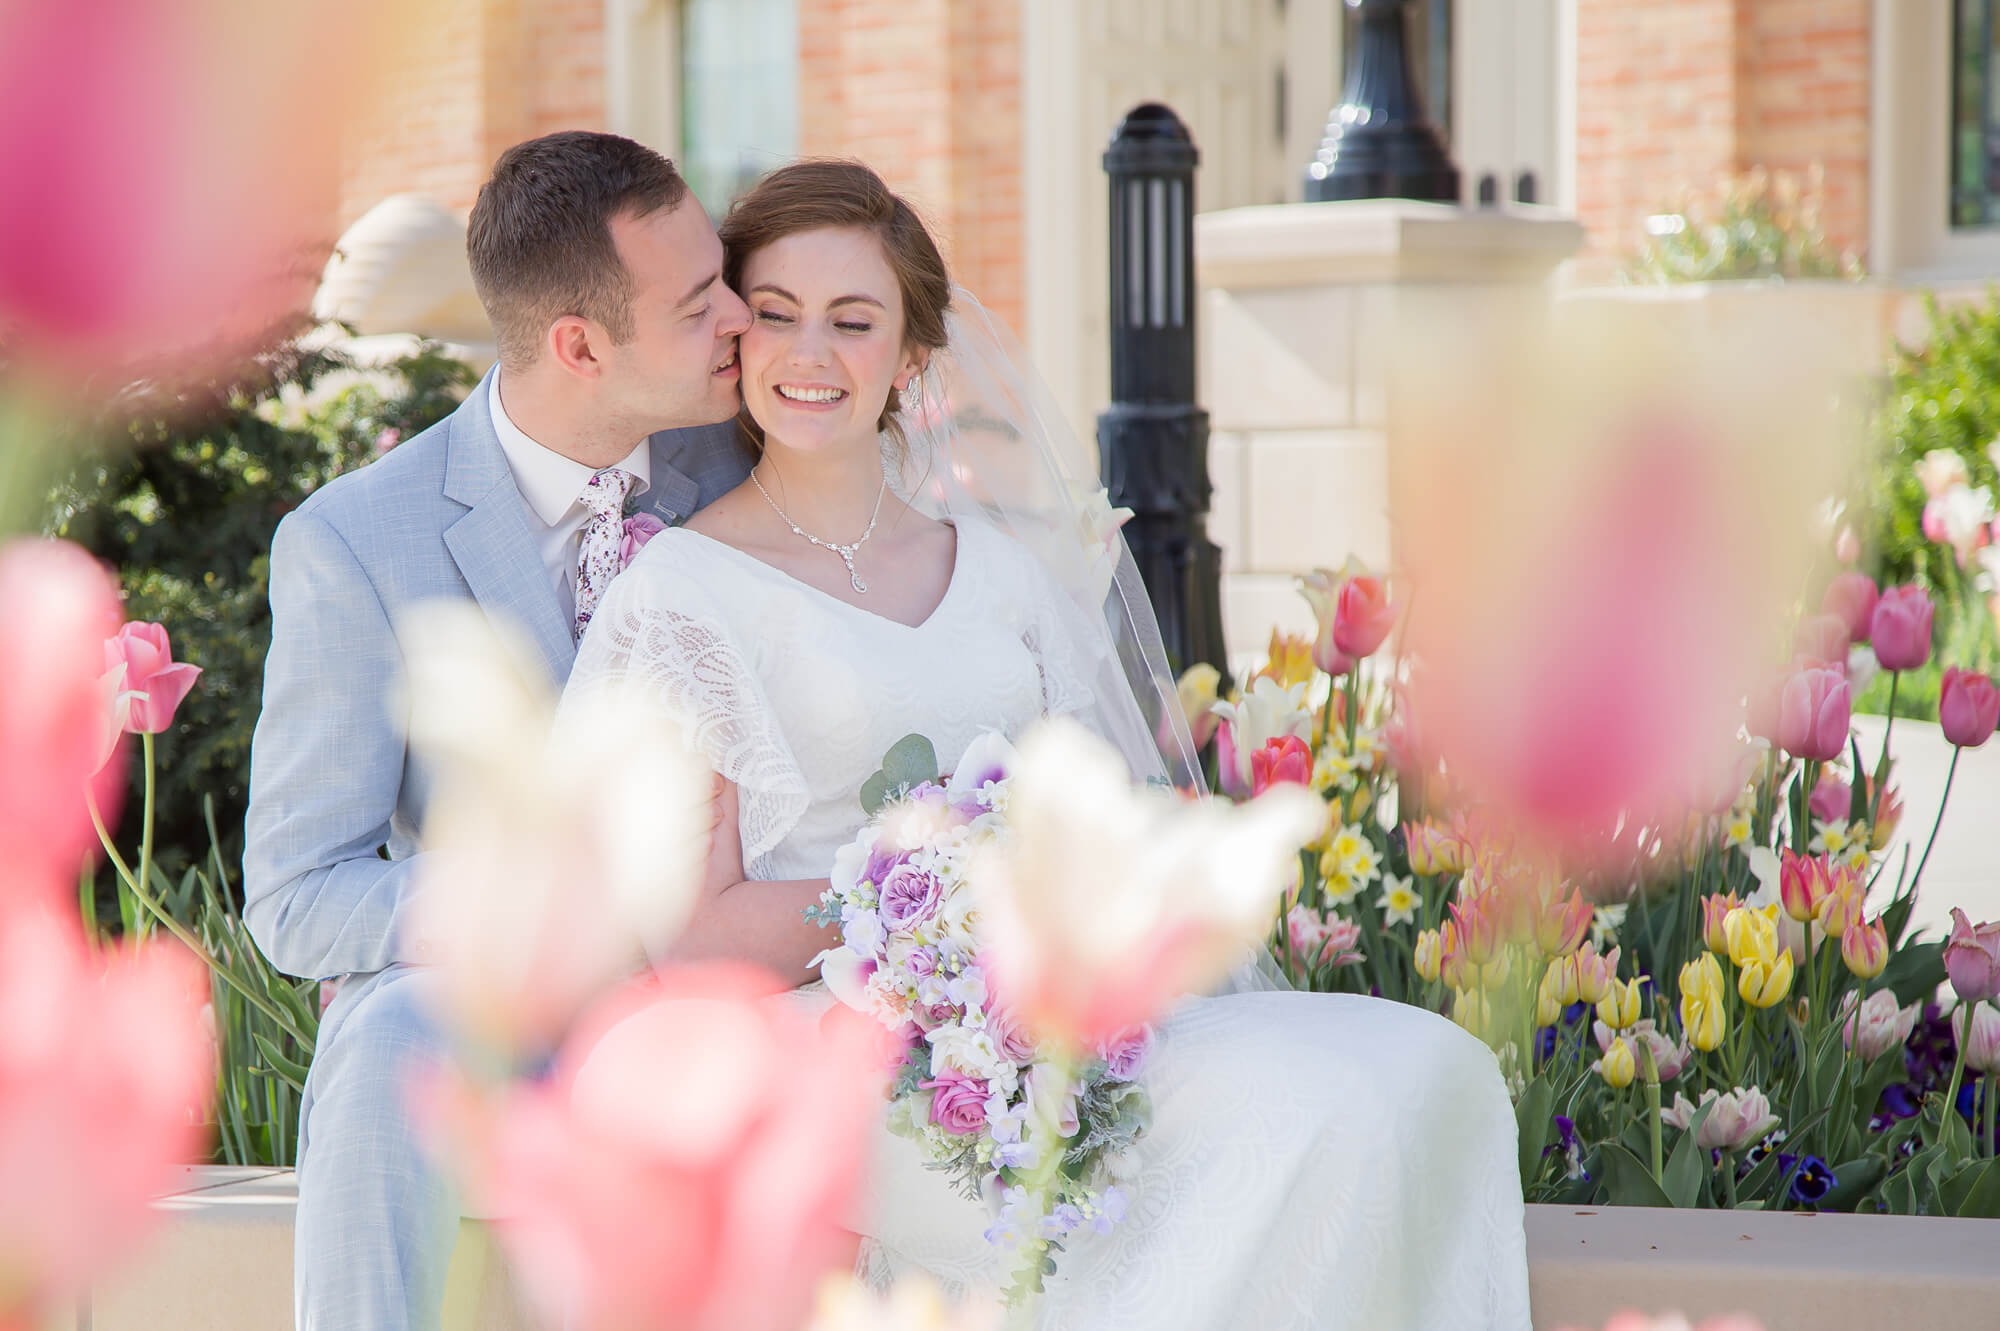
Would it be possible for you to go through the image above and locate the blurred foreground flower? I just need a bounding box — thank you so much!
[1554,1315,1764,1331]
[397,602,711,1055]
[0,906,214,1325]
[0,539,126,891]
[978,718,1322,1048]
[802,1274,999,1331]
[420,964,885,1331]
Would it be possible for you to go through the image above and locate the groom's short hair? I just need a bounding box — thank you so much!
[468,131,691,370]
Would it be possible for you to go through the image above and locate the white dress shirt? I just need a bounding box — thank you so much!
[488,369,651,623]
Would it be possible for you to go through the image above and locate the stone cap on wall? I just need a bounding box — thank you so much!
[1195,199,1586,290]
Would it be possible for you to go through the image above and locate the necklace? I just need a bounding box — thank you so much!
[750,468,887,594]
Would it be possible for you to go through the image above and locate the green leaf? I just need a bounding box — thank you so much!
[1879,941,1945,1008]
[882,734,940,790]
[1882,1164,1918,1215]
[1735,1148,1784,1204]
[251,1033,311,1094]
[1952,1158,2000,1218]
[1816,1156,1887,1211]
[858,771,892,817]
[1515,1076,1554,1189]
[1597,1142,1674,1208]
[1936,1098,1975,1168]
[1663,1097,1715,1209]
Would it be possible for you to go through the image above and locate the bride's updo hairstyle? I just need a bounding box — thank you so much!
[718,160,952,456]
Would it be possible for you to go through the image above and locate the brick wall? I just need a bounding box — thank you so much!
[1575,0,1871,270]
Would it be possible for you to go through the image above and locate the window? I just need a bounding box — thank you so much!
[1953,0,2000,227]
[678,0,796,217]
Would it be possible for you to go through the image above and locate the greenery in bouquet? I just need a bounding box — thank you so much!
[1183,554,2000,1216]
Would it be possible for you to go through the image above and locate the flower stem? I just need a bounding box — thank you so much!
[136,732,158,940]
[1943,1029,1971,1158]
[1984,1069,1997,1160]
[1871,672,1900,826]
[1908,746,1961,900]
[1722,1151,1739,1209]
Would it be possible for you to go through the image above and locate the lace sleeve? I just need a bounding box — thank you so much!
[564,543,810,875]
[1005,531,1098,720]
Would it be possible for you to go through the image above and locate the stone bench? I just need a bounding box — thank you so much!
[46,1168,2000,1330]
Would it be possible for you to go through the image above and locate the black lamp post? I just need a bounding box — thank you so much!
[1097,103,1228,682]
[1305,0,1460,203]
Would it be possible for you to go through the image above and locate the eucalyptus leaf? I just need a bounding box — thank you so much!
[882,733,940,788]
[858,771,892,817]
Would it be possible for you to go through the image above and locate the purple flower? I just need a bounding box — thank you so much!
[1096,1025,1152,1081]
[878,864,943,930]
[1093,1186,1128,1233]
[1786,1154,1836,1205]
[619,512,666,565]
[919,1070,990,1136]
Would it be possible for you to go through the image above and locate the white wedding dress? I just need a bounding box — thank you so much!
[573,516,1533,1331]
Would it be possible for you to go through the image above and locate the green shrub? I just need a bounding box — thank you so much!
[44,339,475,885]
[1623,166,1864,285]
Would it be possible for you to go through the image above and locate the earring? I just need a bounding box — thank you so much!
[904,371,922,409]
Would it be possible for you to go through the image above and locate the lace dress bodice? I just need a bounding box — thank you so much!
[570,518,1092,880]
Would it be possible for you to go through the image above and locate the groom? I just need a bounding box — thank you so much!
[243,132,753,1330]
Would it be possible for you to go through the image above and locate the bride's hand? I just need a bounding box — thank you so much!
[701,774,745,897]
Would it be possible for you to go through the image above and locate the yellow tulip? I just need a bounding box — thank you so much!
[1679,953,1728,1052]
[1722,904,1781,972]
[1596,975,1644,1031]
[1451,987,1494,1041]
[1413,928,1443,984]
[1737,950,1795,1009]
[1536,963,1563,1027]
[1598,1036,1636,1089]
[1842,917,1889,980]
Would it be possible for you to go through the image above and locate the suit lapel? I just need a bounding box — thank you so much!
[642,430,707,526]
[440,373,577,685]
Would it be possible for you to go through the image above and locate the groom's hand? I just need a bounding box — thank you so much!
[701,774,745,897]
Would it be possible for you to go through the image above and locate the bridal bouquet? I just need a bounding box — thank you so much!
[806,732,1151,1294]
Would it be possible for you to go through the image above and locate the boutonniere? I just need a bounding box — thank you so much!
[619,512,667,566]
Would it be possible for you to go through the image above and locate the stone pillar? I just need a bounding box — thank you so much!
[1193,200,1583,661]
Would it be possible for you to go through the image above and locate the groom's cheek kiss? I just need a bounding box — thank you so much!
[600,201,751,429]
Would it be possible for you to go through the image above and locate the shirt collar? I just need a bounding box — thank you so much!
[488,369,652,529]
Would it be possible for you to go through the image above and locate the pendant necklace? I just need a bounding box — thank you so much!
[750,468,887,594]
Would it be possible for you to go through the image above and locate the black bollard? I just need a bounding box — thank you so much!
[1304,0,1460,203]
[1097,103,1228,684]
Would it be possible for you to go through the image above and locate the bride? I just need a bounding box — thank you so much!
[568,160,1531,1330]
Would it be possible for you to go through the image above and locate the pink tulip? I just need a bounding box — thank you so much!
[1820,573,1878,642]
[420,964,887,1331]
[1249,735,1313,796]
[1534,888,1593,959]
[1838,989,1920,1062]
[1778,850,1834,924]
[1841,916,1890,979]
[1922,497,1949,545]
[621,513,667,567]
[1661,1085,1780,1152]
[102,623,202,735]
[1774,666,1851,762]
[1297,568,1356,676]
[1565,1316,1766,1331]
[1939,667,2000,748]
[1593,1019,1689,1082]
[1834,524,1861,566]
[1944,908,2000,1004]
[0,540,127,892]
[1331,574,1396,660]
[1954,1002,2000,1076]
[1284,905,1364,974]
[0,907,214,1324]
[1808,771,1852,825]
[1213,719,1247,799]
[1792,613,1850,667]
[1869,585,1935,672]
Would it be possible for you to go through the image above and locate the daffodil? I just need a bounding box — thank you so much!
[1320,860,1360,906]
[1723,808,1754,848]
[1809,818,1853,857]
[1378,874,1419,928]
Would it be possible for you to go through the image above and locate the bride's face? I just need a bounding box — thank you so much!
[736,226,924,457]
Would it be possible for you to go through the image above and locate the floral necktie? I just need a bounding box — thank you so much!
[572,467,635,641]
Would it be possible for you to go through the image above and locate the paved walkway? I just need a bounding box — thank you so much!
[1851,715,2000,939]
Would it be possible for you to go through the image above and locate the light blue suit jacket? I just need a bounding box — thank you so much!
[243,369,750,981]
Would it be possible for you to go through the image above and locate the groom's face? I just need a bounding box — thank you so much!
[599,200,751,429]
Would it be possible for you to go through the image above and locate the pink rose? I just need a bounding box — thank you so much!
[1094,1025,1152,1081]
[103,622,202,734]
[920,1070,990,1136]
[1774,666,1850,762]
[373,426,401,454]
[620,513,667,567]
[1870,584,1935,672]
[984,1005,1039,1066]
[1939,667,2000,749]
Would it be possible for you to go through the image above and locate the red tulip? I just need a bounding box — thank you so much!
[1939,667,2000,748]
[0,540,127,892]
[1249,735,1314,796]
[0,907,214,1324]
[421,964,887,1331]
[1820,572,1878,642]
[1870,584,1935,672]
[1331,574,1397,660]
[1775,666,1850,762]
[102,623,202,735]
[1792,613,1851,667]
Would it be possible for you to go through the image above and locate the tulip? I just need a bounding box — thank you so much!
[1774,666,1850,762]
[1413,928,1443,984]
[0,539,128,891]
[1662,1085,1780,1152]
[1820,573,1879,643]
[1838,989,1920,1062]
[1249,735,1314,796]
[1701,893,1744,955]
[1954,1002,2000,1075]
[1817,874,1866,941]
[1944,907,2000,1005]
[1597,1036,1636,1089]
[979,718,1323,1047]
[1403,821,1466,876]
[1255,630,1315,690]
[1173,664,1222,750]
[1534,887,1592,959]
[1214,719,1246,798]
[1917,448,1971,499]
[102,622,203,735]
[1869,585,1935,672]
[1596,1019,1691,1083]
[1283,905,1363,975]
[1436,919,1472,991]
[1596,975,1644,1031]
[1210,677,1313,796]
[1737,949,1794,1009]
[1536,963,1564,1027]
[0,909,215,1322]
[419,964,886,1331]
[1448,896,1501,968]
[1939,667,2000,748]
[1296,569,1356,677]
[1680,954,1728,1052]
[1808,772,1852,826]
[1450,987,1495,1042]
[1778,850,1833,924]
[1792,613,1850,667]
[1723,904,1783,971]
[1841,916,1889,980]
[1569,941,1621,1006]
[1332,573,1397,660]
[1834,524,1862,566]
